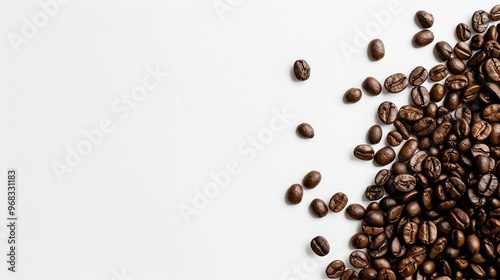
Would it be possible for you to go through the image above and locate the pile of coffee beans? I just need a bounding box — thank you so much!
[289,4,500,280]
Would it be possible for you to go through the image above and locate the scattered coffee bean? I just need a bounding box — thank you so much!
[329,192,348,212]
[374,146,395,166]
[303,170,321,189]
[435,41,452,61]
[384,73,409,93]
[393,120,410,140]
[415,10,433,28]
[387,131,403,147]
[365,185,384,200]
[297,123,315,138]
[456,23,471,41]
[286,184,303,204]
[368,39,385,61]
[429,64,448,82]
[344,88,362,103]
[413,30,434,47]
[310,236,330,256]
[491,4,500,21]
[341,269,358,280]
[310,199,328,218]
[326,260,345,279]
[411,86,430,107]
[293,60,310,81]
[409,66,428,86]
[472,10,490,33]
[354,144,375,161]
[362,77,382,96]
[349,250,368,268]
[454,41,472,60]
[347,204,366,220]
[378,101,398,124]
[367,125,382,144]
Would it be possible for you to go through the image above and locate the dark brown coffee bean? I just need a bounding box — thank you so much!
[350,251,369,268]
[467,50,488,68]
[365,185,384,201]
[344,88,362,103]
[326,260,345,279]
[423,156,442,178]
[374,169,391,187]
[418,221,438,245]
[378,101,398,124]
[489,122,500,145]
[430,84,446,102]
[329,192,348,212]
[400,106,424,124]
[411,117,437,137]
[293,60,310,81]
[368,125,382,144]
[309,198,328,218]
[475,155,490,174]
[411,86,430,107]
[310,236,330,256]
[347,204,366,220]
[393,120,410,140]
[374,147,395,166]
[354,144,375,160]
[471,120,492,141]
[470,34,485,50]
[466,233,480,254]
[433,121,452,145]
[491,4,500,20]
[435,41,453,61]
[404,200,421,218]
[485,25,498,41]
[384,73,409,94]
[387,131,403,147]
[413,30,434,47]
[303,170,321,189]
[483,104,500,122]
[484,58,500,81]
[429,64,448,82]
[451,229,465,248]
[297,123,315,138]
[444,176,466,199]
[365,210,385,226]
[470,263,486,279]
[429,237,447,259]
[445,74,468,90]
[446,57,466,74]
[415,10,434,28]
[484,40,500,58]
[286,184,303,204]
[456,23,471,41]
[341,269,359,280]
[409,66,428,86]
[472,10,490,33]
[359,268,378,280]
[391,162,408,175]
[393,174,416,192]
[448,208,470,230]
[402,221,418,244]
[377,269,396,280]
[421,260,436,275]
[397,257,418,277]
[478,174,498,196]
[362,77,382,96]
[368,39,385,61]
[454,41,472,60]
[351,233,369,249]
[443,92,460,111]
[410,151,428,172]
[399,139,418,161]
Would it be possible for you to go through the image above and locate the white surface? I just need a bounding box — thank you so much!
[0,0,498,279]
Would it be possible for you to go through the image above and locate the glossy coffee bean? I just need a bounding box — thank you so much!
[297,123,315,138]
[367,125,382,144]
[351,233,369,249]
[378,101,398,124]
[374,147,396,166]
[387,131,403,146]
[471,10,490,33]
[413,30,434,47]
[435,41,452,61]
[429,64,448,82]
[446,57,466,74]
[362,77,382,96]
[368,39,385,61]
[454,41,472,60]
[409,66,428,86]
[347,204,366,220]
[344,88,362,103]
[411,86,430,107]
[384,74,408,93]
[393,120,410,140]
[416,10,433,28]
[286,184,303,204]
[354,144,375,161]
[456,23,471,41]
[326,260,345,279]
[310,199,328,218]
[365,185,384,200]
[293,60,310,81]
[341,269,358,280]
[350,251,368,268]
[329,192,348,212]
[303,170,321,189]
[310,236,330,256]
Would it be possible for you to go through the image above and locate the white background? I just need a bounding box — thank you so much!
[0,0,498,279]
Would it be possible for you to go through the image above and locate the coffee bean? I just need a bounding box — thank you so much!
[329,192,348,212]
[415,10,433,28]
[418,221,438,245]
[429,64,448,82]
[454,41,472,60]
[368,39,385,61]
[492,4,500,20]
[310,199,328,218]
[367,125,382,144]
[413,30,434,47]
[470,263,486,279]
[310,236,330,256]
[365,185,384,201]
[377,269,396,280]
[411,117,437,137]
[411,86,430,107]
[471,120,492,141]
[448,208,470,230]
[362,77,382,96]
[303,170,321,189]
[399,105,423,123]
[483,104,500,122]
[409,151,428,172]
[347,204,366,220]
[477,174,498,196]
[297,123,315,138]
[351,233,369,249]
[443,92,460,111]
[354,144,375,160]
[365,210,385,226]
[484,58,500,82]
[433,121,452,145]
[374,147,395,166]
[359,268,378,280]
[286,184,303,204]
[435,41,452,61]
[472,10,490,33]
[384,73,409,93]
[445,74,468,90]
[470,34,485,50]
[475,155,490,174]
[378,101,398,124]
[423,156,442,178]
[387,131,403,147]
[341,269,358,280]
[485,25,498,41]
[399,139,417,161]
[484,40,500,58]
[430,84,446,102]
[446,57,466,74]
[293,60,310,81]
[456,23,471,41]
[349,251,368,268]
[466,233,480,254]
[393,120,410,140]
[409,66,428,86]
[402,221,418,244]
[326,260,345,279]
[344,88,362,103]
[397,257,418,277]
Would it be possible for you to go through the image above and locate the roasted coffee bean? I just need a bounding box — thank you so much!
[365,185,384,201]
[483,40,500,58]
[374,147,396,166]
[410,151,428,172]
[351,233,370,249]
[294,60,310,81]
[463,84,480,103]
[367,125,382,144]
[393,120,410,140]
[421,260,436,275]
[435,41,453,61]
[430,84,446,102]
[411,86,430,107]
[472,10,490,33]
[411,117,437,137]
[446,57,466,74]
[429,65,448,82]
[415,10,433,28]
[377,269,396,280]
[344,88,362,103]
[455,106,472,123]
[413,30,434,47]
[303,170,321,189]
[456,23,471,41]
[471,120,492,141]
[365,210,385,227]
[429,237,447,259]
[433,121,452,145]
[402,221,418,244]
[470,34,485,50]
[444,177,466,199]
[397,257,418,277]
[350,251,369,268]
[387,131,403,146]
[310,199,328,218]
[393,174,416,192]
[341,269,358,280]
[483,104,500,122]
[484,58,500,81]
[445,74,468,90]
[448,208,470,230]
[371,258,391,270]
[470,263,486,278]
[492,4,500,20]
[391,162,408,175]
[368,39,385,61]
[286,184,303,204]
[399,105,424,123]
[326,260,345,279]
[466,233,480,254]
[329,192,348,212]
[374,169,391,187]
[443,92,460,111]
[384,73,408,93]
[418,221,438,245]
[297,123,315,138]
[409,66,428,86]
[310,236,330,256]
[378,101,398,124]
[485,25,498,41]
[489,122,500,145]
[359,268,378,280]
[423,156,442,178]
[347,204,366,220]
[354,144,375,161]
[478,174,498,196]
[362,77,382,96]
[467,50,487,68]
[454,41,472,60]
[475,155,490,174]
